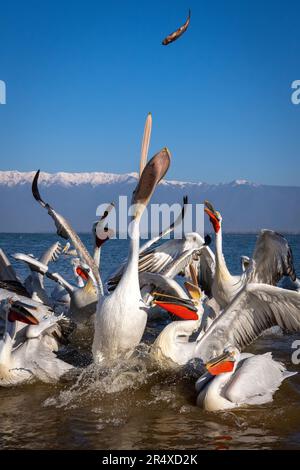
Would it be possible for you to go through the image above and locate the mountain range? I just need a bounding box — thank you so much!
[0,171,299,233]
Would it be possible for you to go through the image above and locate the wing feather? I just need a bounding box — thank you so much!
[250,230,296,284]
[195,283,300,362]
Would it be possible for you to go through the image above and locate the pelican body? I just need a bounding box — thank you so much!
[93,148,171,363]
[196,348,296,411]
[204,201,296,309]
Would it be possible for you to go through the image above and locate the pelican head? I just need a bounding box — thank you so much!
[93,222,114,248]
[76,264,97,287]
[132,147,171,219]
[93,203,115,247]
[205,346,239,376]
[3,299,39,326]
[204,200,222,233]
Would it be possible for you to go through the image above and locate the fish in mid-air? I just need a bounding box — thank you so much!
[162,9,191,46]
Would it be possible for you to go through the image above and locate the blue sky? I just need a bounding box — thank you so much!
[0,0,299,185]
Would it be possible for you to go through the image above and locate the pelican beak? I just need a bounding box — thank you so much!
[184,281,202,301]
[204,200,221,233]
[8,302,39,325]
[132,147,171,218]
[76,266,89,281]
[205,351,235,376]
[62,243,70,254]
[152,293,198,320]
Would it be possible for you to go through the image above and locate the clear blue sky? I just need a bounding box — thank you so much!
[0,0,299,185]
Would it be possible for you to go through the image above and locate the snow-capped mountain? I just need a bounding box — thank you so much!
[0,171,299,233]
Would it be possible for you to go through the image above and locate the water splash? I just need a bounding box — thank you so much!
[43,344,160,409]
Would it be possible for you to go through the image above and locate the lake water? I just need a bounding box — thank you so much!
[0,233,300,450]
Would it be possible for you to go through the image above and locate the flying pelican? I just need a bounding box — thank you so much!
[195,347,296,411]
[0,299,73,386]
[204,200,296,309]
[92,148,171,363]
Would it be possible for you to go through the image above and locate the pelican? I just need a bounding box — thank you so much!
[195,347,296,411]
[193,283,300,365]
[23,241,63,305]
[149,281,300,370]
[92,148,171,363]
[0,248,32,298]
[13,208,114,327]
[13,254,99,327]
[0,248,19,283]
[106,195,191,292]
[204,200,296,309]
[0,285,62,341]
[150,280,206,367]
[31,170,104,294]
[0,299,73,386]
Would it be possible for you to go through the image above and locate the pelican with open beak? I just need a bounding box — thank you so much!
[150,280,209,368]
[92,147,171,363]
[0,298,73,386]
[0,299,39,385]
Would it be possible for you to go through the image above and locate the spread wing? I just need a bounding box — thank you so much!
[250,230,296,285]
[195,283,300,363]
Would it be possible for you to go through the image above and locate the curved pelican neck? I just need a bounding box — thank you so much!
[93,245,101,269]
[117,216,140,290]
[92,244,104,296]
[215,227,231,279]
[203,369,236,410]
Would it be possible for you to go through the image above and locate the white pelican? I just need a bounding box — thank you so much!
[13,209,114,326]
[137,247,217,321]
[193,283,300,364]
[32,170,104,294]
[106,196,191,292]
[13,254,99,327]
[92,148,171,363]
[204,200,296,309]
[23,241,63,305]
[195,347,296,411]
[0,299,73,386]
[149,282,300,369]
[150,281,205,367]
